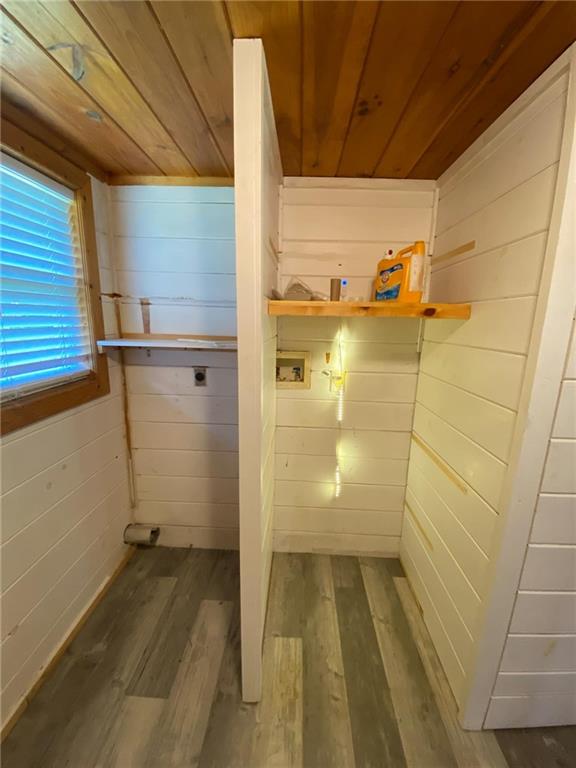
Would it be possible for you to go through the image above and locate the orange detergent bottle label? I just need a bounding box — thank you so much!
[373,241,426,302]
[374,261,406,301]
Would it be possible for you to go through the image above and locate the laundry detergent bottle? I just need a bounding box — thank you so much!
[373,241,426,302]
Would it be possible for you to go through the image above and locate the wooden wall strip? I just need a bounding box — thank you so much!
[109,176,234,186]
[432,240,476,265]
[411,433,468,494]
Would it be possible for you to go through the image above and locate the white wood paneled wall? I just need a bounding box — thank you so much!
[111,185,236,337]
[280,177,435,301]
[275,178,434,555]
[484,321,576,729]
[0,179,132,729]
[109,185,238,548]
[234,39,282,702]
[400,56,571,713]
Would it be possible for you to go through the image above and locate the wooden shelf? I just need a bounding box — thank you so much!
[268,300,471,319]
[97,335,237,352]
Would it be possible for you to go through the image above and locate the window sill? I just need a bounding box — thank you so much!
[1,355,110,436]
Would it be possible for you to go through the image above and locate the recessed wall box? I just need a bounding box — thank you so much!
[276,350,311,389]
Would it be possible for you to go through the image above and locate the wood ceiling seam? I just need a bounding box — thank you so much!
[5,5,167,177]
[1,93,108,181]
[368,1,459,180]
[8,0,192,175]
[72,0,228,176]
[31,0,193,176]
[145,0,232,177]
[333,1,381,179]
[219,0,235,47]
[68,0,195,177]
[404,1,555,179]
[1,6,161,176]
[1,67,134,176]
[298,0,304,176]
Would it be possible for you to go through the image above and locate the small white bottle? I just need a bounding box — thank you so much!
[341,278,348,300]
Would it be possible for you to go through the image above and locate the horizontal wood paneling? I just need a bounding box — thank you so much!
[405,491,481,635]
[275,480,405,512]
[510,593,576,634]
[0,179,131,729]
[136,476,238,504]
[407,462,490,596]
[275,454,407,487]
[280,180,433,301]
[275,427,411,460]
[493,672,576,697]
[273,507,403,536]
[277,399,414,431]
[416,373,516,462]
[413,405,506,509]
[488,300,576,725]
[273,531,401,557]
[485,693,576,729]
[500,636,576,674]
[133,450,238,479]
[420,342,525,411]
[137,501,238,529]
[111,184,239,538]
[519,545,576,591]
[423,297,537,355]
[542,440,576,493]
[128,394,237,425]
[131,422,238,452]
[400,520,468,700]
[126,366,237,397]
[275,179,434,554]
[531,494,576,544]
[409,441,497,556]
[403,71,568,715]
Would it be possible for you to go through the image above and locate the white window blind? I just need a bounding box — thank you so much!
[0,154,93,400]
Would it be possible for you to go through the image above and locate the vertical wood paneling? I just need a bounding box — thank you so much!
[234,38,283,701]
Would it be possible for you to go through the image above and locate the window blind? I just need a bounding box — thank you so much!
[0,155,93,400]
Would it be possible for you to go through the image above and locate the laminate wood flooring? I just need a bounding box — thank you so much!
[3,547,575,767]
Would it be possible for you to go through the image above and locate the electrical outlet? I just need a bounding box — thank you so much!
[193,367,207,386]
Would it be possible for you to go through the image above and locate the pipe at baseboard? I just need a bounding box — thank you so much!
[123,524,159,546]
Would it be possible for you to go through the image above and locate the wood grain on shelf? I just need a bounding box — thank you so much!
[268,300,471,319]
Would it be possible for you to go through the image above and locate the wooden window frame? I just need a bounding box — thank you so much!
[1,120,110,436]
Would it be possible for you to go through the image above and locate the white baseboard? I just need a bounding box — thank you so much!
[273,530,400,557]
[156,525,239,550]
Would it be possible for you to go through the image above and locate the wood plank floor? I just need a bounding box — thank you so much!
[3,547,575,767]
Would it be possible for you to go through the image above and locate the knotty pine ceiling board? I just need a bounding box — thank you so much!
[74,0,229,175]
[0,9,156,175]
[374,1,543,178]
[1,96,108,181]
[150,0,234,172]
[410,0,576,178]
[1,1,574,181]
[301,0,379,177]
[3,0,191,176]
[226,0,302,176]
[337,1,457,178]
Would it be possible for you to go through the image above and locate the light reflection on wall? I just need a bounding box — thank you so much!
[331,323,346,498]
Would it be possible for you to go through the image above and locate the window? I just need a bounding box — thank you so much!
[0,149,108,435]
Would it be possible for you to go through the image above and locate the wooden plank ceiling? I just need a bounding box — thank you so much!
[1,1,575,181]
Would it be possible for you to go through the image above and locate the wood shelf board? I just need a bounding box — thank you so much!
[267,300,471,319]
[97,338,237,352]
